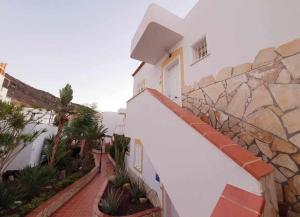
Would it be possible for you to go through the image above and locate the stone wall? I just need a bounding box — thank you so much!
[182,38,300,216]
[260,173,279,217]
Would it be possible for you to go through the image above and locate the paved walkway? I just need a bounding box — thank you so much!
[51,155,114,217]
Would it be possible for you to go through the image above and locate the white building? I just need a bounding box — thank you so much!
[124,1,300,217]
[131,1,300,102]
[0,63,11,102]
[3,108,57,172]
[22,107,55,125]
[0,64,57,172]
[102,109,126,137]
[3,123,57,172]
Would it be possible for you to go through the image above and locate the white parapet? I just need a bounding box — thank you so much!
[125,90,263,217]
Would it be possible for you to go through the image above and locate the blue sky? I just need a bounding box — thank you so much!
[0,0,197,111]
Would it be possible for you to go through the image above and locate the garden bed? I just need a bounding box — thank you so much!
[95,135,160,217]
[95,169,161,217]
[100,181,154,216]
[1,166,95,217]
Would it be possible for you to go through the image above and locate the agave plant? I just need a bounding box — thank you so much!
[100,188,123,215]
[112,134,130,169]
[17,166,56,198]
[111,167,130,188]
[130,179,146,201]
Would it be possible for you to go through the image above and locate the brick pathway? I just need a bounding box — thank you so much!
[51,154,114,217]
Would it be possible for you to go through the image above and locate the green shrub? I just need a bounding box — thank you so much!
[19,196,45,216]
[112,168,129,188]
[112,134,130,169]
[4,214,20,217]
[0,182,17,209]
[100,188,123,215]
[41,136,71,169]
[81,154,95,173]
[54,171,85,190]
[55,178,75,190]
[130,179,146,201]
[109,145,115,159]
[18,166,56,198]
[67,158,81,174]
[71,172,84,180]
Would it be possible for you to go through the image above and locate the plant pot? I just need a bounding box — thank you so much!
[92,149,102,168]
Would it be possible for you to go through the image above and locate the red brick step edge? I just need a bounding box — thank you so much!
[211,184,265,217]
[147,88,273,180]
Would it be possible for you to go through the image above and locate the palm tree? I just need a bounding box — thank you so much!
[65,106,107,157]
[86,124,108,150]
[49,84,73,166]
[64,106,95,157]
[41,135,70,167]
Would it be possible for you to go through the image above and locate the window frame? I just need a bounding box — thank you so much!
[191,36,210,65]
[133,139,143,173]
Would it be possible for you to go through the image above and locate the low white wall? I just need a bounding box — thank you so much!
[125,140,162,204]
[125,90,261,217]
[133,63,161,96]
[5,123,57,171]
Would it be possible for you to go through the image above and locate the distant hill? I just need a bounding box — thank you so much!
[3,73,81,110]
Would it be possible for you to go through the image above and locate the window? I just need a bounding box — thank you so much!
[192,36,208,61]
[133,139,143,173]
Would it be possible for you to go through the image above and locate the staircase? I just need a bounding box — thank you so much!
[125,88,277,216]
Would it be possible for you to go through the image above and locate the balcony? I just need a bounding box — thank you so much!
[130,4,183,65]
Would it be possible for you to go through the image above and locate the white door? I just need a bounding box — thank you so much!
[164,59,181,105]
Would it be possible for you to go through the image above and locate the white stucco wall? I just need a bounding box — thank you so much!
[125,90,261,217]
[28,124,57,167]
[0,74,10,102]
[132,0,300,94]
[4,123,57,171]
[0,87,8,101]
[23,108,55,125]
[133,63,161,95]
[0,74,3,84]
[125,140,162,204]
[102,111,126,136]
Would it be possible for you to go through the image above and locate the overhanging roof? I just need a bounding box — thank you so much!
[130,4,183,65]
